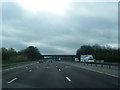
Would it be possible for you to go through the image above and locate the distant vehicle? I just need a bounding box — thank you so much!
[55,58,61,61]
[75,58,79,62]
[80,55,95,63]
[58,58,61,61]
[48,60,53,63]
[39,60,44,63]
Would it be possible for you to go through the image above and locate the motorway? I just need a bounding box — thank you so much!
[2,61,119,88]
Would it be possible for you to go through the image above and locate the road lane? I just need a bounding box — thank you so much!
[3,62,73,88]
[2,61,119,88]
[2,62,40,81]
[2,61,44,88]
[56,62,119,88]
[59,61,119,78]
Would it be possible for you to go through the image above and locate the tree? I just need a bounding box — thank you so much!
[76,44,119,62]
[2,48,10,60]
[78,45,94,55]
[7,48,17,57]
[24,46,42,60]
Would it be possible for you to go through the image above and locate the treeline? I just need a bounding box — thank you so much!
[76,44,119,62]
[1,46,42,63]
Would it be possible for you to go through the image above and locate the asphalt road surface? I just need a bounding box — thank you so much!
[2,61,119,88]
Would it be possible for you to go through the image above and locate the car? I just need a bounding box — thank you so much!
[48,60,52,63]
[39,60,44,63]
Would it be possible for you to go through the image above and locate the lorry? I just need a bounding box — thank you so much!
[80,54,95,63]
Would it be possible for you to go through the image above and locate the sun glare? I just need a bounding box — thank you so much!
[16,0,69,14]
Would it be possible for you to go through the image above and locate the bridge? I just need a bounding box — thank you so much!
[42,55,76,60]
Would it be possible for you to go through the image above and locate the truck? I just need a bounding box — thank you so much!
[80,54,95,63]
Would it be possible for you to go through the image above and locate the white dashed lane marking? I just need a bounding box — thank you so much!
[29,70,32,72]
[59,69,61,71]
[66,77,71,82]
[8,78,17,84]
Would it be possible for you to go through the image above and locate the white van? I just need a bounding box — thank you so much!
[75,58,79,62]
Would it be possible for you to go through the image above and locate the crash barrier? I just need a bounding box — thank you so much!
[79,62,119,70]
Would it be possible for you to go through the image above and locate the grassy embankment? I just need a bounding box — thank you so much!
[2,60,37,67]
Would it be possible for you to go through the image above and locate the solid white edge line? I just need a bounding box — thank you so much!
[8,78,17,84]
[66,77,71,82]
[88,69,119,78]
[3,62,37,71]
[77,65,119,78]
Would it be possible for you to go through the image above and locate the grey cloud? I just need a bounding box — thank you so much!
[2,2,118,54]
[2,37,26,50]
[2,2,24,21]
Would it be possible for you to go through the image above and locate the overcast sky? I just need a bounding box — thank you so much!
[1,0,118,55]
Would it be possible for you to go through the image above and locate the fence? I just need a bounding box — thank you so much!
[79,62,119,70]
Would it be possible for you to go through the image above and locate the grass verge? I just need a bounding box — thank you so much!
[2,61,33,67]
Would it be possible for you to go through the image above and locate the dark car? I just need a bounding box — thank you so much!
[39,60,44,63]
[48,60,52,63]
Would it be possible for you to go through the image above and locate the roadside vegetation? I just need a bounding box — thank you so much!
[76,44,119,62]
[1,46,42,66]
[1,44,119,66]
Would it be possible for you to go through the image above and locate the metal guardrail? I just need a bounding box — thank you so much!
[79,62,120,70]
